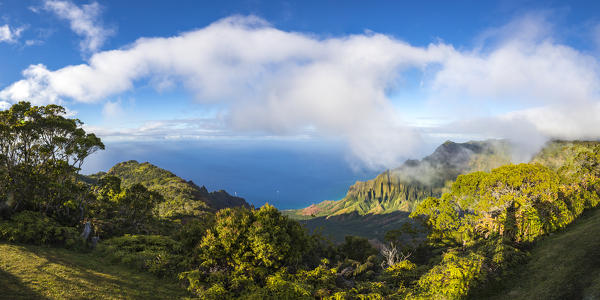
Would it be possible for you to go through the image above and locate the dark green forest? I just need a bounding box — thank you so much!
[1,102,600,299]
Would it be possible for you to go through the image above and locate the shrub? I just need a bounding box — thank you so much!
[97,234,186,278]
[172,216,214,251]
[0,211,82,247]
[414,251,486,299]
[246,271,313,299]
[384,259,418,286]
[338,236,378,262]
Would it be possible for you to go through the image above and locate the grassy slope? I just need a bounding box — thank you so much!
[0,243,190,299]
[485,207,600,300]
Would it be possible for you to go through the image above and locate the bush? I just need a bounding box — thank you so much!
[414,251,486,299]
[0,211,82,248]
[96,234,186,278]
[247,271,313,299]
[338,236,378,262]
[172,216,214,251]
[384,259,417,286]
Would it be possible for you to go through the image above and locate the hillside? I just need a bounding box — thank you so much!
[299,211,413,243]
[0,243,190,299]
[475,207,600,299]
[287,140,512,219]
[531,140,600,170]
[103,160,249,218]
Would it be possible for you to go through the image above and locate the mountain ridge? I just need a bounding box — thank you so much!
[94,160,250,218]
[287,139,512,219]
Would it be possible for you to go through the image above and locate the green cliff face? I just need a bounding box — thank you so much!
[288,140,513,218]
[326,171,433,215]
[103,160,249,218]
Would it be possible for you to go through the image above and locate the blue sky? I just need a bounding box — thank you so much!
[1,1,600,207]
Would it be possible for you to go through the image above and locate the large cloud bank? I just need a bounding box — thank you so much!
[1,15,599,168]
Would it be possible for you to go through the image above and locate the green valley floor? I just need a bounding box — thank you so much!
[0,243,190,299]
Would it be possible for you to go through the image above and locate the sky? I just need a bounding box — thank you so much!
[0,0,599,208]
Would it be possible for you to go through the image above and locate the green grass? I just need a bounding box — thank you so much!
[485,207,600,300]
[0,243,191,299]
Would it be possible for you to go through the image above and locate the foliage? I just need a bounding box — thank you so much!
[0,211,82,247]
[172,216,215,250]
[97,234,186,278]
[0,102,103,223]
[383,259,417,286]
[412,163,569,245]
[248,261,337,299]
[181,204,314,296]
[412,251,485,299]
[338,235,378,262]
[407,144,600,299]
[336,255,381,281]
[88,175,164,237]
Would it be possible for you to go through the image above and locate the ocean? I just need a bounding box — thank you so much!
[81,139,382,210]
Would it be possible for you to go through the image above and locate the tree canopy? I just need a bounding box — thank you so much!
[0,102,103,223]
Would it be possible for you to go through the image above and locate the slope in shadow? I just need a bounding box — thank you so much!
[476,207,600,299]
[299,211,414,243]
[0,268,48,300]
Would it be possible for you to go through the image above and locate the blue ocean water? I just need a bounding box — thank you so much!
[81,139,382,210]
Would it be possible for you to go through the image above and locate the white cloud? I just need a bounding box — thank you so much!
[0,101,11,110]
[433,38,599,106]
[102,99,124,119]
[1,15,600,168]
[0,24,24,43]
[42,0,113,53]
[0,64,61,104]
[82,118,229,142]
[25,39,44,46]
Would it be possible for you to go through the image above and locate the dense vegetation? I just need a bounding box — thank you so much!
[0,102,103,224]
[1,101,599,299]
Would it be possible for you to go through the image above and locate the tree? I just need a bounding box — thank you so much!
[412,164,569,246]
[415,251,485,299]
[557,144,600,217]
[182,204,314,297]
[0,102,104,223]
[338,236,378,262]
[89,176,163,236]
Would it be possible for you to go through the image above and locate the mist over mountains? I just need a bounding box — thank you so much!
[288,139,513,219]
